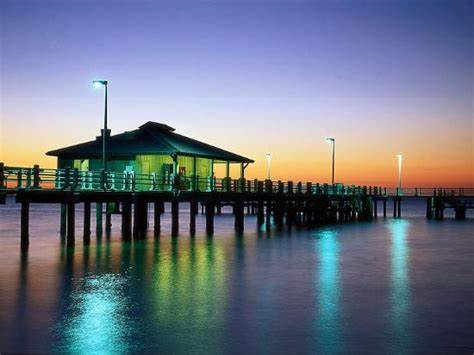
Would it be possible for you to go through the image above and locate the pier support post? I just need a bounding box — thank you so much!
[257,200,264,226]
[171,199,179,237]
[286,202,295,228]
[133,200,148,239]
[426,197,433,219]
[21,202,29,250]
[83,202,91,245]
[373,199,378,219]
[96,202,103,237]
[397,197,402,218]
[265,201,272,228]
[455,205,466,220]
[154,201,163,238]
[205,201,215,235]
[60,203,67,236]
[190,201,198,236]
[383,199,387,218]
[274,201,284,228]
[393,198,397,218]
[67,202,75,246]
[122,201,132,240]
[234,200,244,234]
[105,210,112,235]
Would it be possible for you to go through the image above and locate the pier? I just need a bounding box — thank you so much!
[0,163,472,250]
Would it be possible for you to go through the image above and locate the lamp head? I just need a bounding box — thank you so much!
[92,80,108,89]
[325,137,335,143]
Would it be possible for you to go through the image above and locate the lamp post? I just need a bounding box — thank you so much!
[92,80,108,170]
[266,153,272,180]
[396,154,402,195]
[325,137,335,185]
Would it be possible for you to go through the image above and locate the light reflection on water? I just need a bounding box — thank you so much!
[388,219,412,353]
[314,228,344,354]
[0,199,473,353]
[50,239,228,354]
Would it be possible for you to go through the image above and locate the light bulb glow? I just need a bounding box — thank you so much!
[92,80,107,89]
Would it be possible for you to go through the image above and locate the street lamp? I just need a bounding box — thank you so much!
[92,80,108,170]
[396,154,403,195]
[325,137,335,185]
[266,153,272,180]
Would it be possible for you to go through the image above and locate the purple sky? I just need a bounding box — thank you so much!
[1,0,473,185]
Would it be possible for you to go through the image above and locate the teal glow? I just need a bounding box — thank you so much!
[53,272,135,354]
[388,219,412,352]
[315,228,344,353]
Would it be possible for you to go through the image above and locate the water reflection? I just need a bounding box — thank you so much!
[50,236,231,353]
[53,246,137,354]
[314,228,344,353]
[150,237,227,353]
[388,219,412,352]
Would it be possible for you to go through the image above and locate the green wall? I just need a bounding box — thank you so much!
[59,154,215,191]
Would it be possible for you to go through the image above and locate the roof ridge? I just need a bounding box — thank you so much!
[145,129,178,153]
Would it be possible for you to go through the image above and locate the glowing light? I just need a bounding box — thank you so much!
[325,138,336,185]
[396,154,403,194]
[265,153,272,180]
[92,80,107,89]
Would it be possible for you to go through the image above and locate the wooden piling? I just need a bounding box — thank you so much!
[190,201,198,236]
[20,202,29,250]
[234,200,244,234]
[83,201,91,245]
[397,197,402,218]
[96,202,103,237]
[122,201,132,240]
[383,198,387,218]
[154,201,162,237]
[257,200,264,226]
[60,203,67,236]
[105,211,112,234]
[455,204,466,220]
[205,201,215,235]
[133,200,148,239]
[67,202,75,246]
[171,199,179,236]
[265,201,272,228]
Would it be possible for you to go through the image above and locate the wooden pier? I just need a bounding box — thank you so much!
[0,163,472,250]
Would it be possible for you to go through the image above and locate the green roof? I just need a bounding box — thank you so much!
[46,121,254,163]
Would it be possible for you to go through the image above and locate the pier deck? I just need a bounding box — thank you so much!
[1,163,472,250]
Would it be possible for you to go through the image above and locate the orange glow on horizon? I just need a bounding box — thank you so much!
[1,123,472,188]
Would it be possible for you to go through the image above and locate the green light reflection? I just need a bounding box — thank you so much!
[150,238,227,354]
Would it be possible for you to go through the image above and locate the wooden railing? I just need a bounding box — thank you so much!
[0,163,472,197]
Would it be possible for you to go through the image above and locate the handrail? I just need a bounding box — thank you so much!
[0,163,473,197]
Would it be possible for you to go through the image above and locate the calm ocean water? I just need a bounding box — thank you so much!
[0,197,473,354]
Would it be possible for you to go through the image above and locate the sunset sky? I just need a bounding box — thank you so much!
[1,0,473,187]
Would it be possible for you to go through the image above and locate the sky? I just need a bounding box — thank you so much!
[0,0,473,187]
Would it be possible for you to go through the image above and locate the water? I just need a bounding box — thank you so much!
[1,197,473,354]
